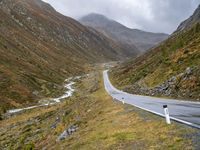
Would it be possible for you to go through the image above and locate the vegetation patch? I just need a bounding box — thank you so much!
[1,65,199,149]
[110,23,200,101]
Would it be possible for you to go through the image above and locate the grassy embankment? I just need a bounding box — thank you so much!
[0,65,199,149]
[110,23,200,101]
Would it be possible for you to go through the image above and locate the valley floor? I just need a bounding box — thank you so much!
[0,64,200,149]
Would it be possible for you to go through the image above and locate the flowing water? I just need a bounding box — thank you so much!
[7,76,81,114]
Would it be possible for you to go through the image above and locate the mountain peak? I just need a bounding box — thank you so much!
[79,12,123,29]
[80,13,113,21]
[81,13,108,19]
[79,13,168,52]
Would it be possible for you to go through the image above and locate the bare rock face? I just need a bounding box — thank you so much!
[80,13,169,53]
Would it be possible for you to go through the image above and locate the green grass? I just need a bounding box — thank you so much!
[110,23,200,100]
[0,0,128,113]
[0,66,198,149]
[112,132,136,141]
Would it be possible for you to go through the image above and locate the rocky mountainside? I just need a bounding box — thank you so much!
[176,5,200,32]
[110,5,200,101]
[0,0,128,112]
[80,13,169,53]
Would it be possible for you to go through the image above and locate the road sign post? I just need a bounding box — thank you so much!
[122,97,125,104]
[163,105,171,124]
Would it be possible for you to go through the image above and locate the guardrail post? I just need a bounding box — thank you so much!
[163,105,171,124]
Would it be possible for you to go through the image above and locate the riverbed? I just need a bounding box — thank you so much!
[7,76,81,114]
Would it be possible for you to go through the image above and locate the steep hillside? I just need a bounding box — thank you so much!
[110,5,200,101]
[176,5,200,32]
[80,13,168,53]
[0,0,127,112]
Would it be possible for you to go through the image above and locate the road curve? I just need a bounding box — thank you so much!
[103,70,200,129]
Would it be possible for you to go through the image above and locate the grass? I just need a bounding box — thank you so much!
[110,23,200,101]
[0,65,199,149]
[0,0,128,114]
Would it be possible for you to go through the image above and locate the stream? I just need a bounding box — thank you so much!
[7,76,81,114]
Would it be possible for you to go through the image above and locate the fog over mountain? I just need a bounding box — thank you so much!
[42,0,200,33]
[80,13,168,52]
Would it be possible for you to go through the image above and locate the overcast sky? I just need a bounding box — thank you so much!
[42,0,200,34]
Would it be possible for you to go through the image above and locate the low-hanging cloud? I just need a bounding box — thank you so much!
[43,0,200,34]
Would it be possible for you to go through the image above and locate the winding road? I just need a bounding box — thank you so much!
[103,70,200,129]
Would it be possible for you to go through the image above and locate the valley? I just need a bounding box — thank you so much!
[1,64,199,149]
[0,0,200,149]
[110,7,200,102]
[0,0,131,114]
[104,70,200,128]
[80,13,168,53]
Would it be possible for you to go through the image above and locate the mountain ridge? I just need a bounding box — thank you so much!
[176,4,200,33]
[79,13,169,52]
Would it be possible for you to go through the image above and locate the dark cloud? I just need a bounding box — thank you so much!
[43,0,200,33]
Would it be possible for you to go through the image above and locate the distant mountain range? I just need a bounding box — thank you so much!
[80,13,169,53]
[110,5,200,101]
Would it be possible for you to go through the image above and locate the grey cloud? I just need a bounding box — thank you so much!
[43,0,200,33]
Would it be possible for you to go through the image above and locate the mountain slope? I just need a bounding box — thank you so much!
[176,5,200,32]
[80,13,169,53]
[0,0,127,112]
[110,5,200,101]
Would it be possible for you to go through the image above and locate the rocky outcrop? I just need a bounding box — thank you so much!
[57,124,79,141]
[125,66,200,101]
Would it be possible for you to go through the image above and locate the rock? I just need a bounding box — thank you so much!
[50,117,61,129]
[160,85,169,92]
[178,73,185,78]
[27,17,31,21]
[87,109,91,113]
[50,124,57,129]
[168,76,176,83]
[165,89,171,96]
[186,67,192,75]
[33,91,39,96]
[57,130,68,141]
[67,129,72,135]
[56,117,60,122]
[42,147,47,150]
[57,125,78,141]
[178,60,183,64]
[35,129,41,134]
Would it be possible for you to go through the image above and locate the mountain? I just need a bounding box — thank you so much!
[79,13,169,52]
[0,0,129,112]
[110,5,200,101]
[176,5,200,32]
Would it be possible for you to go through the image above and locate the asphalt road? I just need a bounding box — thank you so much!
[103,70,200,129]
